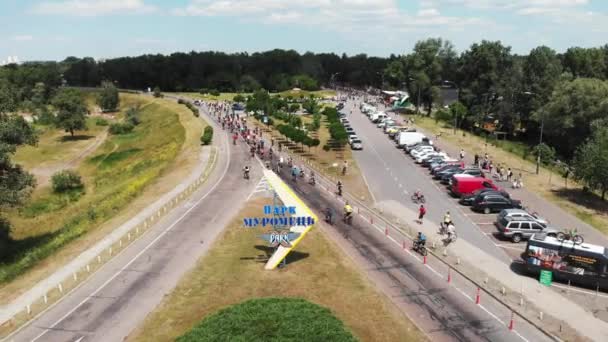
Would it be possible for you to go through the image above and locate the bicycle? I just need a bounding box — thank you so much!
[411,193,426,204]
[556,229,584,245]
[412,240,428,256]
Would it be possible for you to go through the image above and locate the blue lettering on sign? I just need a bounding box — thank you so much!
[243,216,315,228]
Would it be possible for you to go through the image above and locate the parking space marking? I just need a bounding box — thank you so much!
[476,222,495,225]
[494,243,525,251]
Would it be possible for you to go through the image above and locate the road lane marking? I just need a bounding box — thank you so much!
[28,131,233,342]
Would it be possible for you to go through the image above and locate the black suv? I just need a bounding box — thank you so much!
[472,194,522,214]
[459,189,510,206]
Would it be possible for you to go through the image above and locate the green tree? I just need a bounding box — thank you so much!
[233,94,246,103]
[0,79,17,115]
[458,40,513,126]
[97,81,120,112]
[51,170,84,193]
[449,101,469,130]
[302,96,318,114]
[534,78,608,157]
[563,47,606,78]
[52,88,89,137]
[404,38,446,115]
[572,121,608,199]
[291,74,319,90]
[519,46,562,128]
[31,82,47,108]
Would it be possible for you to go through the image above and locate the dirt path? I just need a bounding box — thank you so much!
[30,129,109,187]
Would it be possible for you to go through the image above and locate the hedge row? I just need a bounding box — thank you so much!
[178,98,200,117]
[201,125,213,145]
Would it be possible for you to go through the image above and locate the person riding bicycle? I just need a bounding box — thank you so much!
[325,206,334,224]
[337,180,343,196]
[291,166,299,181]
[415,232,427,248]
[243,165,250,179]
[443,211,452,226]
[343,201,353,220]
[414,189,424,201]
[309,171,316,185]
[446,222,456,241]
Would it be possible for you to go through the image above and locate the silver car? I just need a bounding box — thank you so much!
[495,217,557,243]
[497,209,548,227]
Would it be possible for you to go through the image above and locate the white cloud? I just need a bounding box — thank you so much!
[12,35,34,41]
[417,8,440,17]
[172,0,487,38]
[32,0,157,16]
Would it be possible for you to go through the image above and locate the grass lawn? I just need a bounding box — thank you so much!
[412,115,608,235]
[0,93,206,302]
[172,89,336,102]
[127,198,425,342]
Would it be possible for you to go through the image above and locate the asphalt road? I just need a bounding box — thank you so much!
[6,108,261,342]
[272,158,552,342]
[341,98,511,264]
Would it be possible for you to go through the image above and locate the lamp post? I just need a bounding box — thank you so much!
[523,91,542,174]
[409,77,421,115]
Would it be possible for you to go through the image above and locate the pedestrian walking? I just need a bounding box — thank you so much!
[417,205,426,224]
[474,153,479,167]
[507,168,513,182]
[342,160,348,176]
[459,149,465,160]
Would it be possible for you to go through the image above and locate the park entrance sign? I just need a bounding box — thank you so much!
[257,170,317,270]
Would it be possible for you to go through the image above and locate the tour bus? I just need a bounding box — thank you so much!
[523,234,608,290]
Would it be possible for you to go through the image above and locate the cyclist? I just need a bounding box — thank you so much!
[413,189,424,202]
[343,201,353,223]
[325,206,334,224]
[414,232,427,249]
[309,171,316,185]
[337,180,343,196]
[243,166,250,179]
[446,222,456,242]
[443,211,452,226]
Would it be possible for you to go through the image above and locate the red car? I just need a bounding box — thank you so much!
[450,176,497,197]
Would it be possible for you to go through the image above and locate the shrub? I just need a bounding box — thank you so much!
[177,98,185,104]
[209,89,221,96]
[199,88,209,95]
[95,118,109,126]
[36,107,56,125]
[51,170,84,193]
[153,86,162,98]
[201,126,213,145]
[109,122,135,135]
[532,143,557,165]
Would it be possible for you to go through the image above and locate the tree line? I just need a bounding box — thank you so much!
[384,38,608,198]
[60,50,389,93]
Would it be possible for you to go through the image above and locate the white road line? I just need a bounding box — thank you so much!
[29,136,232,342]
[477,222,495,225]
[358,170,377,204]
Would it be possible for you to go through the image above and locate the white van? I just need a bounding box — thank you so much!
[370,111,388,123]
[397,132,429,148]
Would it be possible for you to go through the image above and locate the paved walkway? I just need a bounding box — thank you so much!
[0,138,212,326]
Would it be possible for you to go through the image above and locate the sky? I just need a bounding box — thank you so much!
[1,0,608,62]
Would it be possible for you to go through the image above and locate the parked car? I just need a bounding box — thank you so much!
[351,139,363,150]
[452,168,484,178]
[337,103,345,110]
[472,194,523,214]
[434,165,462,179]
[449,176,497,197]
[410,146,435,158]
[495,217,557,243]
[431,161,460,174]
[497,209,549,227]
[348,135,359,145]
[438,168,464,183]
[378,119,395,128]
[459,189,511,206]
[416,152,448,164]
[340,117,349,124]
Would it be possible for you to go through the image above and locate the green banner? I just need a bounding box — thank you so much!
[539,270,552,286]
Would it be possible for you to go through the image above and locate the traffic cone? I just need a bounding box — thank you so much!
[423,255,427,264]
[508,312,514,331]
[475,288,481,304]
[447,269,452,284]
